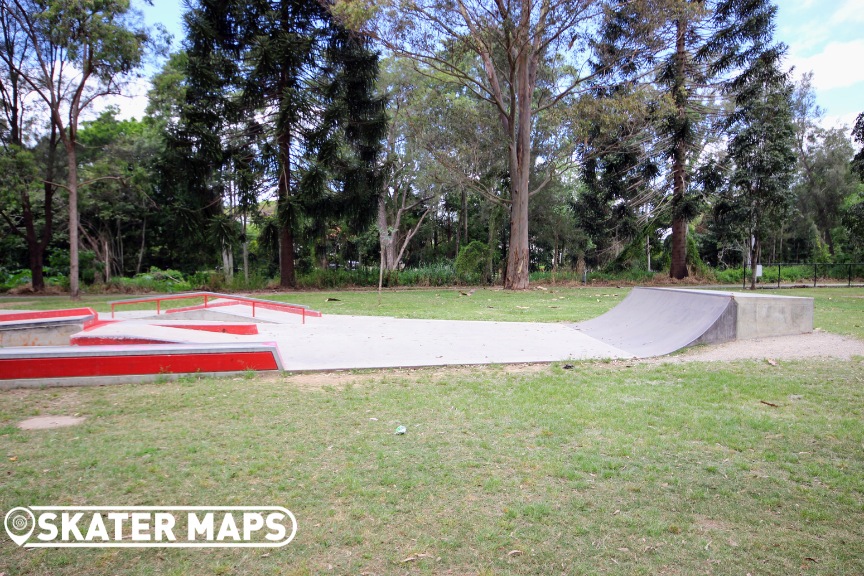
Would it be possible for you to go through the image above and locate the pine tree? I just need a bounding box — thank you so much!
[597,0,786,278]
[179,0,384,287]
[725,55,796,289]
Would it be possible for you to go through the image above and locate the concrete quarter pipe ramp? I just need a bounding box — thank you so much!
[575,288,813,358]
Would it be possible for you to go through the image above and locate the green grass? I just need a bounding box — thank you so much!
[1,359,863,575]
[3,285,860,337]
[1,285,863,574]
[271,286,629,323]
[0,286,629,323]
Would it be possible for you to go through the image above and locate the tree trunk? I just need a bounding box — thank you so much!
[486,204,497,283]
[669,17,689,280]
[277,129,295,288]
[377,194,393,270]
[222,246,233,282]
[505,188,530,289]
[104,237,111,282]
[670,216,688,279]
[778,222,784,263]
[750,233,760,290]
[27,131,59,292]
[66,141,80,299]
[21,188,44,291]
[462,187,468,240]
[825,226,835,257]
[136,218,146,275]
[646,233,651,271]
[243,241,249,283]
[28,248,44,292]
[503,44,535,290]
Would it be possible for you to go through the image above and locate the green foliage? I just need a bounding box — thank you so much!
[110,267,192,293]
[454,241,489,284]
[716,263,864,285]
[852,112,864,181]
[0,269,33,292]
[842,200,864,258]
[261,264,459,290]
[180,0,385,288]
[296,268,379,290]
[380,263,459,288]
[524,267,663,285]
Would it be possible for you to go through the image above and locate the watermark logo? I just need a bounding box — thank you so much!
[4,506,296,548]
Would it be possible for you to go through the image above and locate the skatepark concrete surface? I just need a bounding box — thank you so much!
[103,287,813,367]
[0,288,815,387]
[97,304,631,369]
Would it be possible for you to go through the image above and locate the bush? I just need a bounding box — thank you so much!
[296,268,379,289]
[389,262,457,287]
[114,267,192,293]
[0,269,31,292]
[454,241,489,284]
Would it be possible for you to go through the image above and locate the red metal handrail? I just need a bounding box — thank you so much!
[108,292,321,323]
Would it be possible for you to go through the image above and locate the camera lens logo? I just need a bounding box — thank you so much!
[5,507,35,546]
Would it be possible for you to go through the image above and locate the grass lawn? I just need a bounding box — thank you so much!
[1,285,863,574]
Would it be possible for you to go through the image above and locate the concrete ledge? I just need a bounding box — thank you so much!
[0,342,283,388]
[731,292,814,340]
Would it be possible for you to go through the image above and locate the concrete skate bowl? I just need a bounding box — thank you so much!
[575,287,814,358]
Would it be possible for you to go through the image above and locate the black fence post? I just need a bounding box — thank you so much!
[850,263,853,287]
[814,263,817,287]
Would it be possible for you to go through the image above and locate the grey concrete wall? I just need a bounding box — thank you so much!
[0,323,83,347]
[732,294,814,340]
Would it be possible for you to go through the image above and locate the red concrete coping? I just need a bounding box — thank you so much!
[0,342,283,381]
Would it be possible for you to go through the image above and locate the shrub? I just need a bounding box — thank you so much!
[454,241,489,284]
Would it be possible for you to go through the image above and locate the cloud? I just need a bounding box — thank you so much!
[831,0,864,24]
[90,77,153,122]
[790,39,864,91]
[821,111,860,133]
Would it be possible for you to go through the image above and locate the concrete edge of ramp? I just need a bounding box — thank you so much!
[575,287,813,358]
[0,371,267,389]
[0,308,98,347]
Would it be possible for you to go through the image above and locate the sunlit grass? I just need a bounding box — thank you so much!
[1,359,863,575]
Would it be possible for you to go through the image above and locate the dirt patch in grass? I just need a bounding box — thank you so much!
[18,415,86,430]
[276,362,552,391]
[275,370,377,390]
[693,515,732,532]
